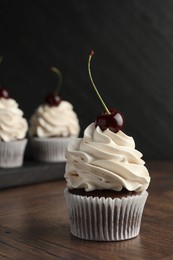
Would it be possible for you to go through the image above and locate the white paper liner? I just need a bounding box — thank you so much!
[0,139,28,168]
[29,137,74,162]
[64,188,148,241]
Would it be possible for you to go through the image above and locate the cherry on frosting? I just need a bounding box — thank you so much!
[96,108,124,133]
[45,93,61,106]
[0,88,10,99]
[88,50,124,133]
[45,66,62,107]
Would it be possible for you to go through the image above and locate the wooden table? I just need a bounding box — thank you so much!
[0,161,173,260]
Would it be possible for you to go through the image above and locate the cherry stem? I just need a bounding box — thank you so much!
[51,66,62,95]
[88,50,110,115]
[0,56,3,88]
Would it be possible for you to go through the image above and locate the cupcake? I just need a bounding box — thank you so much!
[64,50,150,241]
[64,123,150,241]
[29,67,80,162]
[0,88,28,168]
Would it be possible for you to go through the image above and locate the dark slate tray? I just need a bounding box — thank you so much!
[0,160,66,190]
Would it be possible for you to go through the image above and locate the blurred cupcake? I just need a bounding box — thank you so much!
[64,51,150,241]
[0,88,28,168]
[29,67,80,162]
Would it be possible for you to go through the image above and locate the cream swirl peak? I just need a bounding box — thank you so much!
[29,100,80,138]
[0,98,28,142]
[65,123,150,192]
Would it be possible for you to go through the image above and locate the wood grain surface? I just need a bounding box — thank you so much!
[0,161,172,259]
[1,1,173,159]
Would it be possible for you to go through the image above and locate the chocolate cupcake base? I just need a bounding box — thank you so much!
[64,188,148,241]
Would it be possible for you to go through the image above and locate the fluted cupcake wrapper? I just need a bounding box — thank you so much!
[64,188,148,241]
[0,139,28,168]
[29,137,74,162]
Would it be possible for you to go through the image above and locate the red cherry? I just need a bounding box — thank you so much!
[0,88,10,99]
[96,108,124,133]
[45,93,61,106]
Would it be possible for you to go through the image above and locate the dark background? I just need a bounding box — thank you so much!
[1,0,173,160]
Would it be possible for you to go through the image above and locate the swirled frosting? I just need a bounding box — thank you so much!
[65,123,150,192]
[29,101,80,138]
[0,98,28,142]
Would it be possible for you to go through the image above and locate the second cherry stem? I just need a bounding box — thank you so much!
[88,51,110,115]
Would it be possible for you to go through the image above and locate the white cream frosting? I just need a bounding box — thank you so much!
[29,100,80,138]
[65,123,150,192]
[0,98,28,142]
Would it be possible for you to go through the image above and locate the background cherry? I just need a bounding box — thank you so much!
[45,66,62,107]
[0,88,10,99]
[45,93,61,106]
[0,58,9,99]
